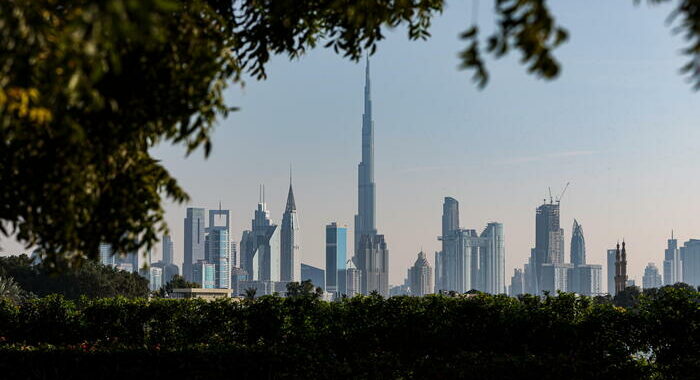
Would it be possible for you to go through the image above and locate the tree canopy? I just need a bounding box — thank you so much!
[2,0,700,266]
[0,254,148,299]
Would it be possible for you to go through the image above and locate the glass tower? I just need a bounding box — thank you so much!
[325,222,347,296]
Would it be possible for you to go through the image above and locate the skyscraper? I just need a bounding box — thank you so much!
[680,239,700,287]
[207,207,231,289]
[532,201,564,294]
[568,219,586,293]
[99,243,116,267]
[607,249,617,295]
[356,234,389,296]
[642,263,662,289]
[663,232,681,285]
[510,268,524,296]
[240,188,280,282]
[408,251,432,296]
[353,59,389,297]
[184,207,205,281]
[438,222,506,295]
[614,242,628,295]
[345,259,362,297]
[280,176,301,282]
[576,264,602,296]
[301,263,326,290]
[570,219,585,266]
[480,222,506,294]
[231,241,238,268]
[325,222,347,297]
[193,260,215,288]
[162,235,174,265]
[436,197,459,292]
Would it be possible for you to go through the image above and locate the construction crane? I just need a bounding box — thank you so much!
[556,182,570,204]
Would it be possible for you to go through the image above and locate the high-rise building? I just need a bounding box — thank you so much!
[206,207,231,289]
[356,234,389,296]
[614,242,628,295]
[680,239,700,287]
[240,188,281,282]
[192,260,215,289]
[230,267,248,296]
[149,267,163,291]
[231,241,238,268]
[184,207,206,281]
[280,176,301,282]
[480,222,505,294]
[437,220,505,295]
[353,59,389,297]
[570,219,585,266]
[540,263,573,293]
[607,249,617,295]
[345,259,362,297]
[524,253,536,294]
[301,263,325,290]
[532,201,565,294]
[436,197,459,292]
[510,268,524,296]
[99,243,116,267]
[441,229,476,293]
[162,235,174,265]
[325,222,347,297]
[408,251,432,296]
[576,264,602,296]
[663,232,682,285]
[118,250,139,273]
[642,263,662,289]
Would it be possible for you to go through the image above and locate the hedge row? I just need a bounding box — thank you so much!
[0,286,698,379]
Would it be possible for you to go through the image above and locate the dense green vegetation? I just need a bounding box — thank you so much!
[0,255,148,299]
[0,285,698,379]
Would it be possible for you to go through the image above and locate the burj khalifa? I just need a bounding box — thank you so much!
[353,59,389,297]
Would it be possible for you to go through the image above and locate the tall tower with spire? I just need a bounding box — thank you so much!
[614,241,628,295]
[281,170,301,282]
[353,59,389,297]
[355,58,377,246]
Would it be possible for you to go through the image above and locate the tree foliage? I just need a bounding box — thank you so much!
[0,255,148,299]
[0,288,699,378]
[0,276,29,304]
[3,0,700,267]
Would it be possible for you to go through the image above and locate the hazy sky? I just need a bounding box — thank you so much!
[3,1,700,287]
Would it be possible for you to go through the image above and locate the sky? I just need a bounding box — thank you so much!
[3,1,700,287]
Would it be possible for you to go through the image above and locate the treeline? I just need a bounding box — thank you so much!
[1,285,699,379]
[0,255,148,299]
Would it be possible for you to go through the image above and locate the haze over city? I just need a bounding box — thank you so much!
[3,1,699,287]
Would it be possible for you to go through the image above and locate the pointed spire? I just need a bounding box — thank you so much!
[364,56,371,111]
[285,169,296,212]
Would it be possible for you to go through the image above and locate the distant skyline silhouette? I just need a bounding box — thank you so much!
[3,1,699,287]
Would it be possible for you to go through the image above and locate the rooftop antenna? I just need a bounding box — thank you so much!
[548,187,553,204]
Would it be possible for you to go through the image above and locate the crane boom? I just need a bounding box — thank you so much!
[557,182,570,203]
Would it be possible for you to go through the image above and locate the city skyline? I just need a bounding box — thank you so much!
[2,1,700,287]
